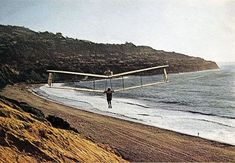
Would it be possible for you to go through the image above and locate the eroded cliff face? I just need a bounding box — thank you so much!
[0,25,219,87]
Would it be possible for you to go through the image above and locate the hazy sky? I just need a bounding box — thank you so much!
[0,0,234,62]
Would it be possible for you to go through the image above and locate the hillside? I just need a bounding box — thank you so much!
[0,95,125,162]
[0,25,218,87]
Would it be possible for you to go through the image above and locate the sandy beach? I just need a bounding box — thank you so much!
[1,84,235,162]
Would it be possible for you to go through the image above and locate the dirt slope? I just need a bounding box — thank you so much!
[0,96,126,162]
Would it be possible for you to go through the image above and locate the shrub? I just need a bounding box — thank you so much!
[46,115,78,133]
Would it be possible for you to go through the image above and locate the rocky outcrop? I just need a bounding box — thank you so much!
[0,25,219,87]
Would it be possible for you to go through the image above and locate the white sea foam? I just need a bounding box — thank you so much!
[34,83,235,145]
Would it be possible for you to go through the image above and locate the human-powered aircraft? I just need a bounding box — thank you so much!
[47,65,169,92]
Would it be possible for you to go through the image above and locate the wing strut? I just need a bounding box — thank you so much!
[48,73,53,87]
[122,76,125,90]
[163,68,168,82]
[110,78,113,90]
[93,80,96,89]
[140,75,143,86]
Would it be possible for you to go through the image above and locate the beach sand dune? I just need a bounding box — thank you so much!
[1,84,235,162]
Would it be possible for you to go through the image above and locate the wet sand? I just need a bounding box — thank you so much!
[1,84,235,162]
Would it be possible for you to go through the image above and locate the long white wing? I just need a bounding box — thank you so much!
[47,70,108,78]
[111,65,169,78]
[47,65,169,79]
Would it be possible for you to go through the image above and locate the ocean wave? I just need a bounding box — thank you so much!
[116,101,150,108]
[184,110,235,119]
[148,99,235,119]
[37,89,91,105]
[166,108,235,120]
[186,118,235,128]
[158,100,190,106]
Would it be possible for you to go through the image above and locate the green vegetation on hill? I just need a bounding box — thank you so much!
[0,25,218,87]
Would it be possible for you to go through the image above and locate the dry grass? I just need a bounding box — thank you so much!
[0,98,126,162]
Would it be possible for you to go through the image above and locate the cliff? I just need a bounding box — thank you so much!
[0,96,125,162]
[0,25,219,87]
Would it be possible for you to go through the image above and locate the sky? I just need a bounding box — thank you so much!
[0,0,234,62]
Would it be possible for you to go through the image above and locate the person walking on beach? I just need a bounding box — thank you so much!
[104,88,114,108]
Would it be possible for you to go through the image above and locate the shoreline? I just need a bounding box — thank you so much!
[166,67,220,77]
[1,84,235,161]
[33,84,234,146]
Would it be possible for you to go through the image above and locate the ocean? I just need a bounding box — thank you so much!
[34,63,235,145]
